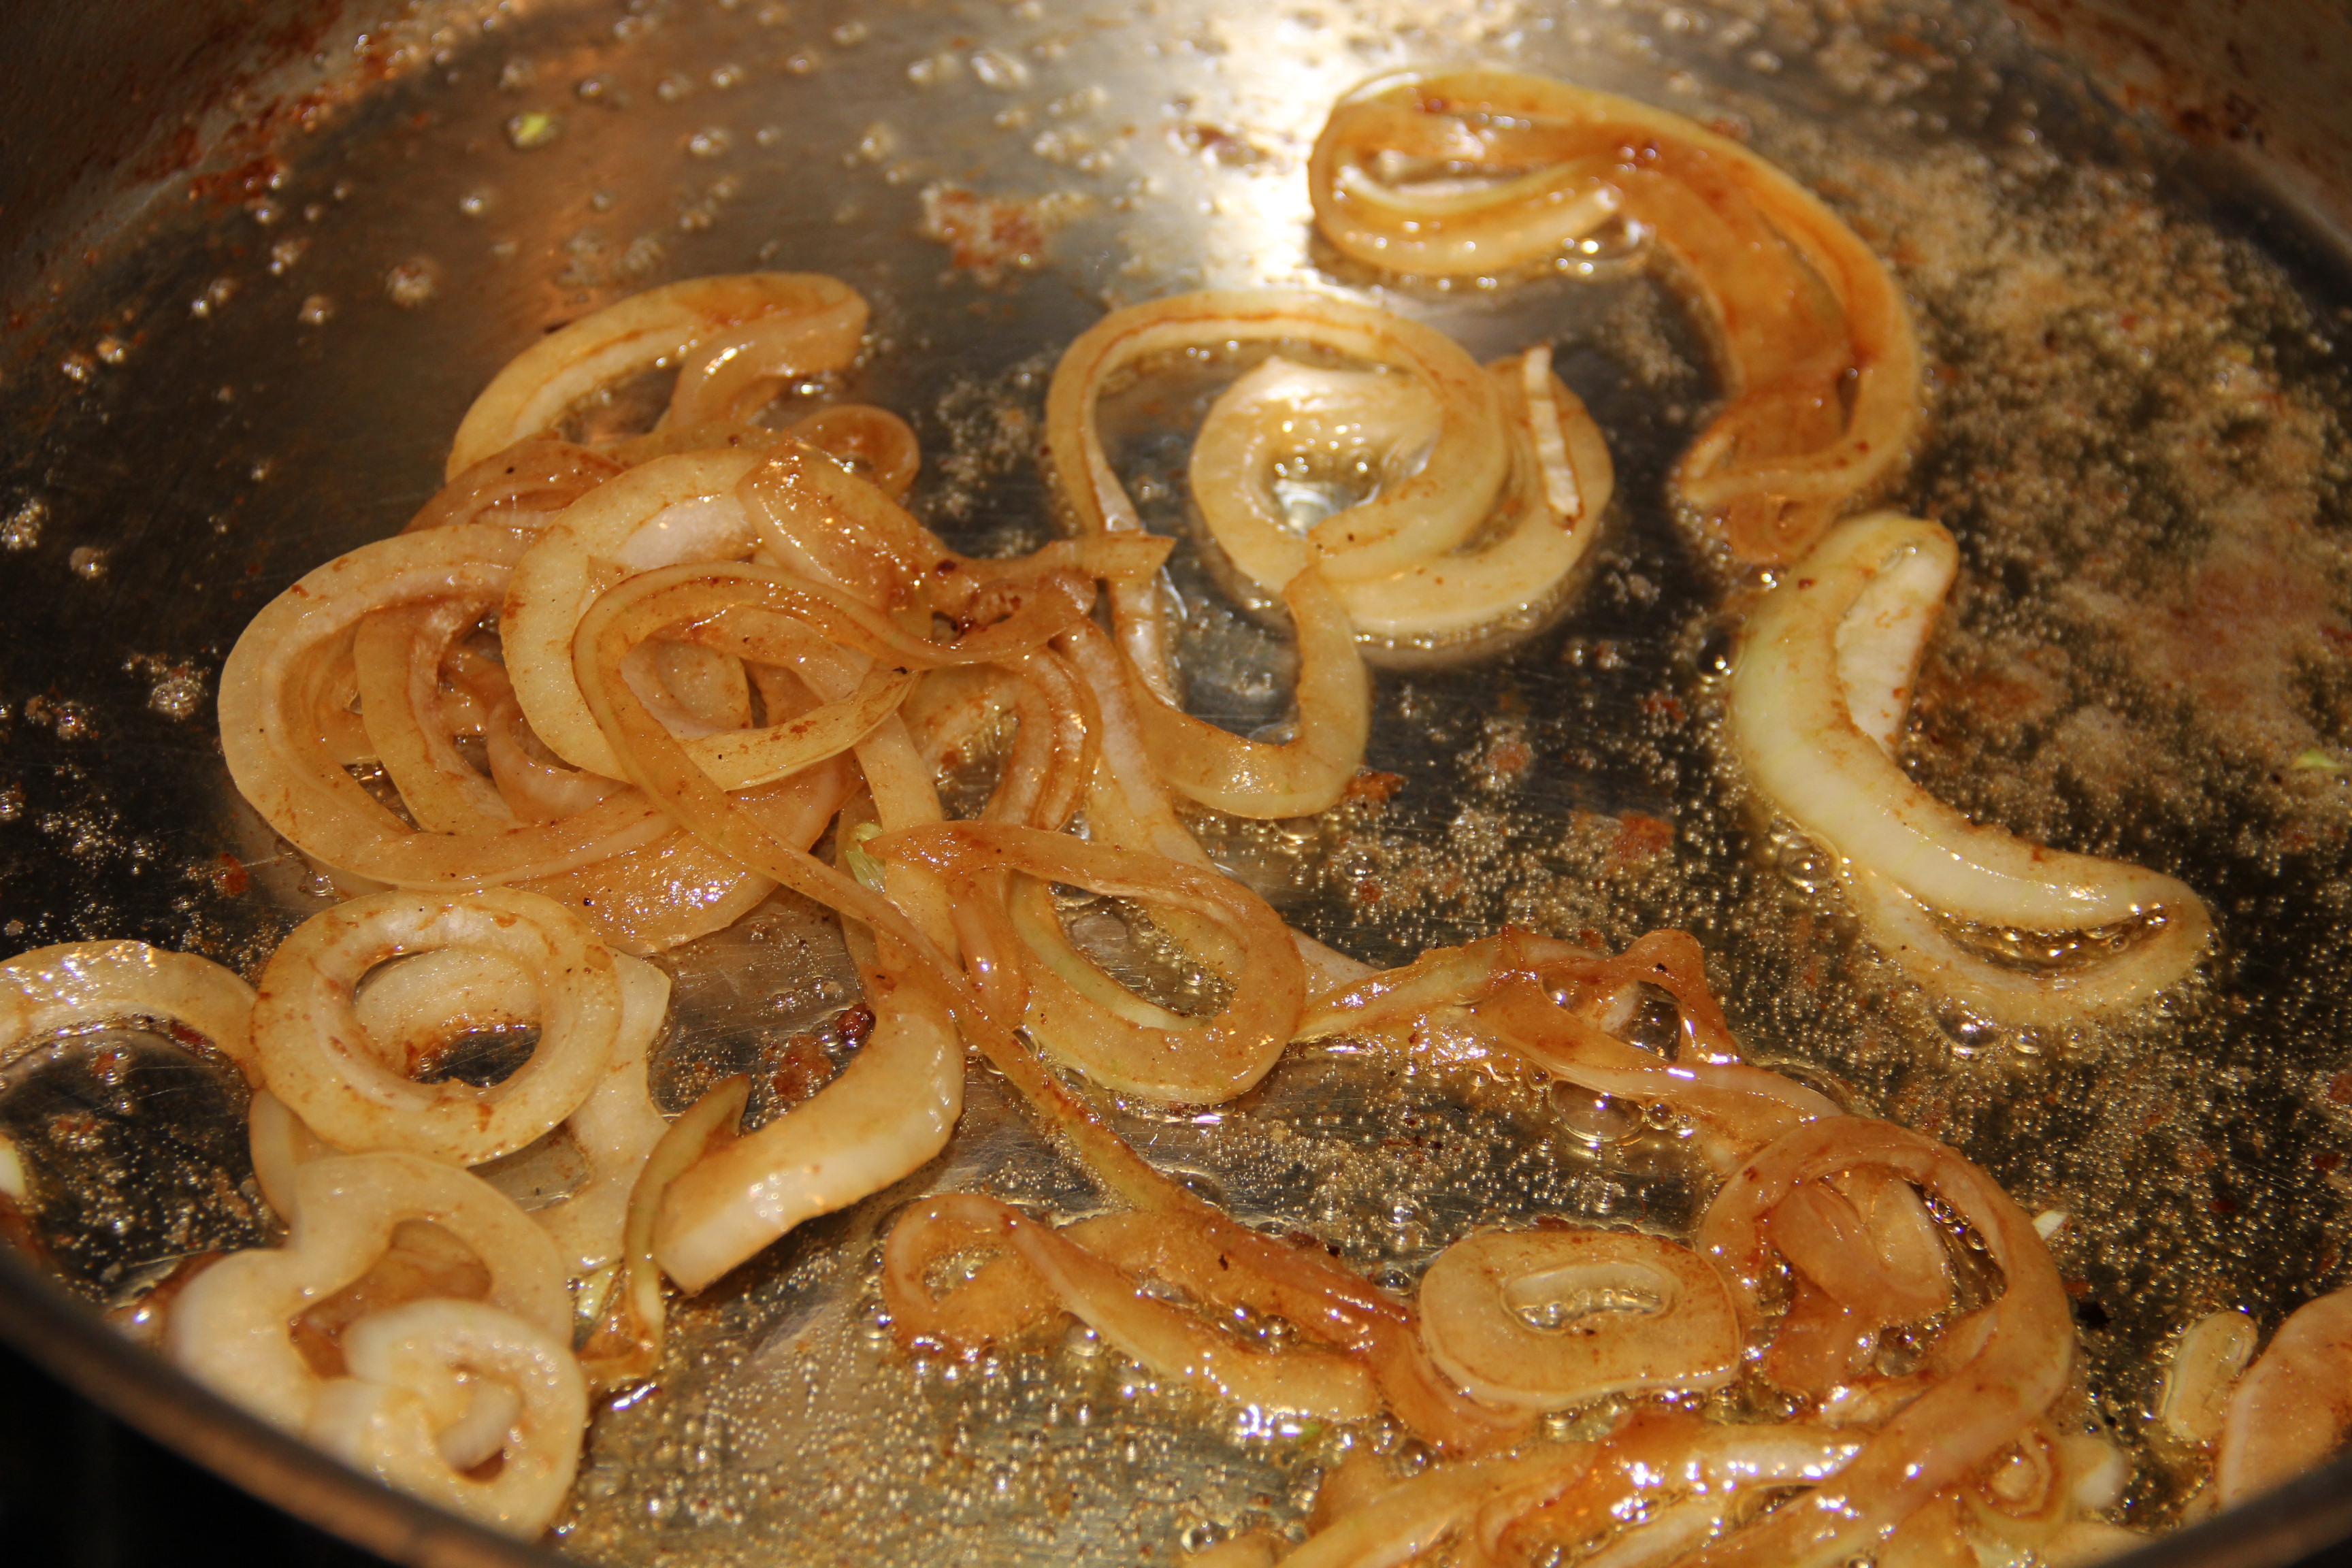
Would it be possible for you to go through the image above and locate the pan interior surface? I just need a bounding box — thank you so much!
[2,0,2351,1562]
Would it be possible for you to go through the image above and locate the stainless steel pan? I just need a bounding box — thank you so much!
[4,1,2351,1563]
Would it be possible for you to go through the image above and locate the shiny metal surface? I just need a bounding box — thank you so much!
[3,0,2352,1563]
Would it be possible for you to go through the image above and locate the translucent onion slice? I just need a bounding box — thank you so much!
[1690,1116,2073,1568]
[1310,70,1921,564]
[579,1075,749,1391]
[1765,1176,1952,1327]
[353,595,514,833]
[403,438,622,535]
[2216,1286,2352,1505]
[881,1193,1379,1422]
[2158,1308,2259,1446]
[1127,564,1371,820]
[1189,347,1613,659]
[1049,289,1511,588]
[1416,1227,1740,1410]
[307,1296,587,1538]
[1,941,258,1083]
[218,525,678,887]
[1728,512,2212,1021]
[499,447,770,779]
[446,272,866,476]
[252,888,622,1166]
[878,821,1305,1104]
[167,1151,570,1432]
[653,953,960,1294]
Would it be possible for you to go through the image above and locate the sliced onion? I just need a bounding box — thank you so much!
[2159,1308,2259,1446]
[879,821,1305,1104]
[1690,1116,2074,1568]
[574,570,1518,1450]
[403,439,622,535]
[167,1151,569,1431]
[500,448,769,778]
[1190,347,1612,661]
[1,941,258,1083]
[881,1193,1378,1421]
[1311,70,1921,564]
[653,952,960,1294]
[307,1296,587,1538]
[446,273,866,476]
[218,526,678,887]
[1729,512,2212,1021]
[2217,1286,2352,1505]
[1417,1226,1740,1409]
[252,888,622,1166]
[1127,565,1371,819]
[578,1075,749,1391]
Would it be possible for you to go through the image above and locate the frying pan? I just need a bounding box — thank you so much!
[3,0,2352,1563]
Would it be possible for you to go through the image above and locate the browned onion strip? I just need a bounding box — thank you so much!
[218,527,680,888]
[1310,71,1921,564]
[402,439,623,535]
[572,564,1520,1451]
[446,273,867,476]
[877,822,1305,1105]
[881,1194,1378,1421]
[1686,1117,2072,1568]
[778,404,920,502]
[1189,348,1614,662]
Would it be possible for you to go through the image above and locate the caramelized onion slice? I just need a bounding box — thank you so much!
[252,888,622,1166]
[446,272,866,476]
[1190,348,1613,659]
[1418,1226,1740,1410]
[1310,70,1921,563]
[219,525,676,887]
[500,448,768,778]
[1689,1116,2072,1568]
[653,959,960,1294]
[404,438,623,535]
[879,821,1305,1104]
[1729,512,2211,1021]
[1048,289,1511,587]
[882,1193,1379,1422]
[1127,565,1371,820]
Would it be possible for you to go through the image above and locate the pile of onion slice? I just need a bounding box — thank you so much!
[1309,69,1921,564]
[1729,511,2212,1024]
[0,135,2248,1554]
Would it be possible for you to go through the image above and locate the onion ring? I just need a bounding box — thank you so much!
[252,888,621,1166]
[880,1192,1378,1422]
[166,1151,569,1431]
[1416,1226,1740,1410]
[1,941,257,1083]
[2216,1286,2352,1505]
[218,525,678,887]
[306,1296,587,1537]
[1310,70,1921,563]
